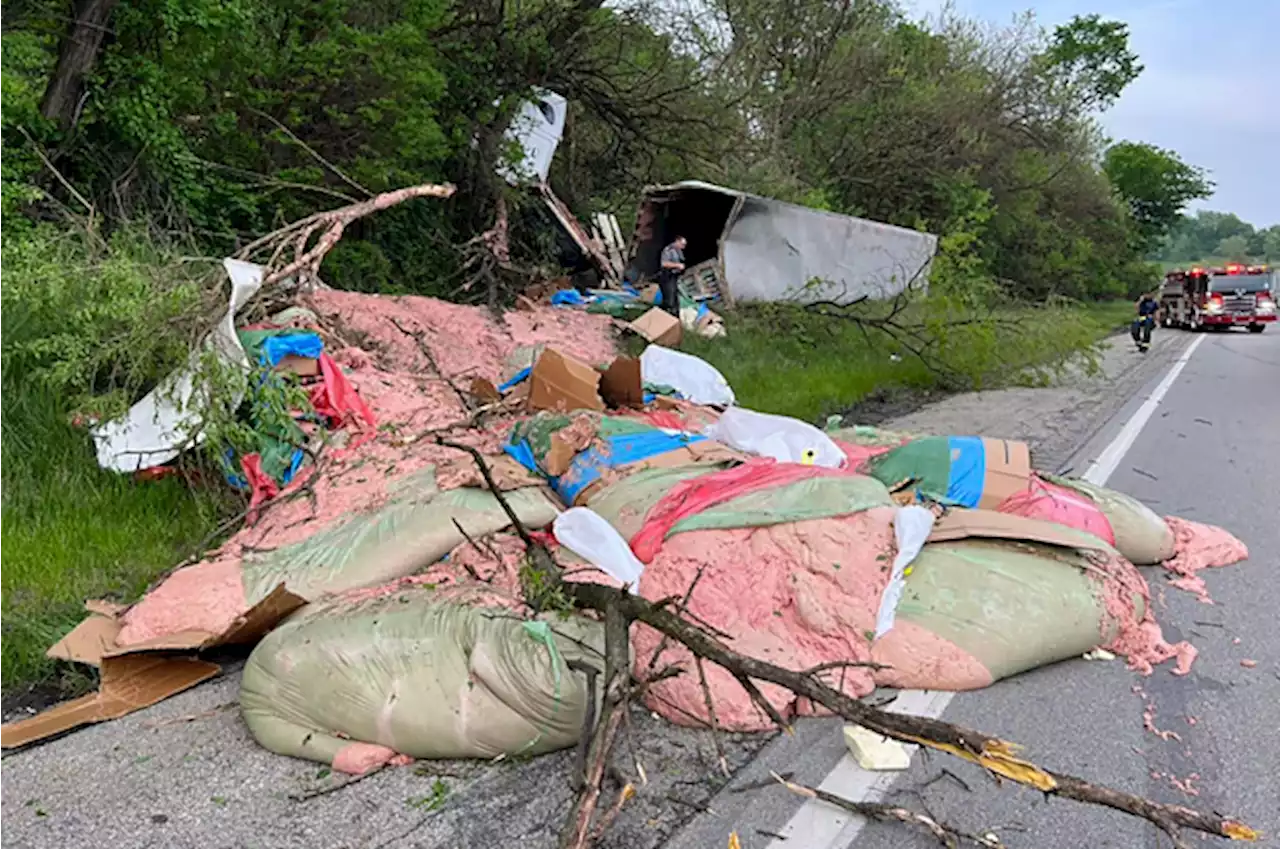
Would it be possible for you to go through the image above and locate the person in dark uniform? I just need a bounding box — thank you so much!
[658,236,687,317]
[1132,292,1160,350]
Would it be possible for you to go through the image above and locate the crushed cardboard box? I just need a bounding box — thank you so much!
[598,355,644,409]
[275,354,321,378]
[976,438,1031,509]
[628,307,682,347]
[528,349,605,413]
[0,584,305,749]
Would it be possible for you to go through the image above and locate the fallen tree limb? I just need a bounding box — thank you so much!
[450,441,1259,848]
[772,771,1001,847]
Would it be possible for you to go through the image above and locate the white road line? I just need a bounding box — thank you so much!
[766,334,1205,849]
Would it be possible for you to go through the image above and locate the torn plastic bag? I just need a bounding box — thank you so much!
[706,406,846,468]
[554,507,644,594]
[240,587,607,767]
[1043,474,1175,564]
[91,259,264,471]
[639,345,735,407]
[874,506,935,638]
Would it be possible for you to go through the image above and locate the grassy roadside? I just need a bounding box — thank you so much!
[0,295,1131,694]
[0,390,232,690]
[680,299,1134,422]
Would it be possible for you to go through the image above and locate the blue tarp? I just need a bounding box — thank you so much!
[498,366,533,393]
[505,428,707,505]
[259,332,324,367]
[945,436,985,508]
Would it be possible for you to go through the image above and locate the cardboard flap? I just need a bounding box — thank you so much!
[469,377,502,403]
[46,614,122,666]
[978,438,1032,509]
[85,599,127,618]
[528,349,604,413]
[599,356,644,408]
[0,655,220,749]
[628,308,682,347]
[214,583,306,646]
[929,509,1113,552]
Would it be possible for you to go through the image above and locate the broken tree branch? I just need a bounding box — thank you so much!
[773,772,1002,847]
[558,601,631,849]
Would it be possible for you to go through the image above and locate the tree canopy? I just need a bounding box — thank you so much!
[1,0,1227,301]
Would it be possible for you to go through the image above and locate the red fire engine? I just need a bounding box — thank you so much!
[1160,264,1276,333]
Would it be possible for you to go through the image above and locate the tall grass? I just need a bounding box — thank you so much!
[1,227,233,689]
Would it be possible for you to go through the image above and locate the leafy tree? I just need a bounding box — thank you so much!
[1215,235,1250,262]
[1041,14,1143,112]
[1103,142,1212,250]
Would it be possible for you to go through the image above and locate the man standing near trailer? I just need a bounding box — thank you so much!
[658,236,687,317]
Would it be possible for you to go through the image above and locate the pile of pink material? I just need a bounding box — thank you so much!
[113,290,618,647]
[410,500,1238,733]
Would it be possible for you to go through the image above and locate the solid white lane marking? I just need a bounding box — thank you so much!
[767,334,1205,849]
[1083,335,1205,486]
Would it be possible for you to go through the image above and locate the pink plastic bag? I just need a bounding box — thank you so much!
[997,474,1116,545]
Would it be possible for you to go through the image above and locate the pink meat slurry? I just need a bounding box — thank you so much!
[116,292,618,647]
[1160,516,1249,603]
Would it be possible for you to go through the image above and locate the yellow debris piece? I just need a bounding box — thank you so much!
[901,734,1059,792]
[1223,821,1260,841]
[728,831,742,849]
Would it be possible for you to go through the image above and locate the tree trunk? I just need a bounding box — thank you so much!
[39,0,120,130]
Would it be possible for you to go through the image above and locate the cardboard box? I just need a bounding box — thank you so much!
[598,356,644,408]
[275,354,320,377]
[0,584,305,749]
[527,348,605,413]
[628,307,682,347]
[977,438,1032,509]
[640,284,661,305]
[928,509,1112,553]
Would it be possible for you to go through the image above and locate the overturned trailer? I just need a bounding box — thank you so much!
[628,180,938,305]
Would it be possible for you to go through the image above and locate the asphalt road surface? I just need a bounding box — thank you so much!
[671,327,1280,849]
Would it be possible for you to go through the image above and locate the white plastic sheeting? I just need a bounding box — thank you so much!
[498,91,567,185]
[91,259,264,472]
[639,345,735,407]
[874,506,936,638]
[554,507,645,594]
[706,406,845,468]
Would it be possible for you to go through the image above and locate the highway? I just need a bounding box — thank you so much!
[669,327,1280,849]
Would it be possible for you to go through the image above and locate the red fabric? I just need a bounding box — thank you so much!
[310,352,376,431]
[630,459,860,563]
[640,410,694,431]
[997,474,1116,545]
[241,453,280,525]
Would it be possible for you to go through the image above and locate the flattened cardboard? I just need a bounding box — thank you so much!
[17,583,306,747]
[599,356,644,408]
[978,438,1031,509]
[572,440,745,506]
[469,377,502,403]
[544,434,580,477]
[640,284,660,305]
[628,308,682,347]
[0,654,220,749]
[929,509,1112,553]
[527,349,604,413]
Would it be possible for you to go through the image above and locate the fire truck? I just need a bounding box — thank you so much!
[1160,264,1276,333]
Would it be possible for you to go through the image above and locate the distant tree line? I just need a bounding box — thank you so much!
[1154,211,1280,264]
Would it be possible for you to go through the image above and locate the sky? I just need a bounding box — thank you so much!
[906,0,1279,227]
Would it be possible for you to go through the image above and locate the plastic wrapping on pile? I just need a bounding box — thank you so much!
[240,587,607,770]
[874,506,935,638]
[115,468,562,646]
[865,435,1030,509]
[1042,474,1176,565]
[554,507,644,594]
[997,473,1117,546]
[705,406,846,468]
[639,345,735,406]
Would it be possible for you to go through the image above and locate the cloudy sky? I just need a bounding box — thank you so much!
[906,0,1278,227]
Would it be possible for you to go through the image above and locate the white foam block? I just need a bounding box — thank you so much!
[842,725,911,771]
